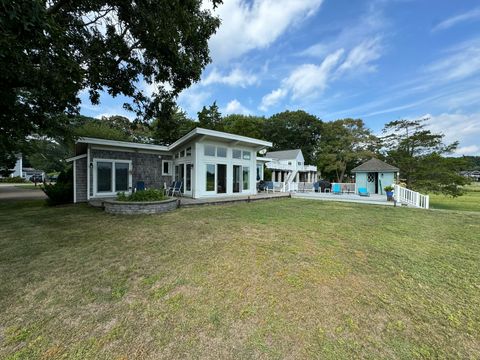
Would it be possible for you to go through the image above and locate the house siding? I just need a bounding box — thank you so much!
[89,149,173,196]
[75,157,87,202]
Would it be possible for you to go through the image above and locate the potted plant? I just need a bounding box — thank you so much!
[384,185,394,201]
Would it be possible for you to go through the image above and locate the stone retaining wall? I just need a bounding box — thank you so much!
[104,198,178,215]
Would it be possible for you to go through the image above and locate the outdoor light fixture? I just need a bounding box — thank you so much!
[90,162,93,169]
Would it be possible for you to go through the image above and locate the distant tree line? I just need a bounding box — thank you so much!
[11,104,472,196]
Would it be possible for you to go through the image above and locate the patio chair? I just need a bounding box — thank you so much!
[167,181,177,196]
[136,181,145,192]
[264,181,274,193]
[332,183,342,194]
[172,181,183,197]
[358,187,370,197]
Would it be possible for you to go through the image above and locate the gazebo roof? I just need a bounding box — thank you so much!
[351,158,399,173]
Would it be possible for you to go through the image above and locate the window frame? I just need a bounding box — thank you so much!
[93,158,132,197]
[162,160,173,176]
[204,145,216,157]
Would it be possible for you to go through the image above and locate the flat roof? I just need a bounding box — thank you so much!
[76,137,169,152]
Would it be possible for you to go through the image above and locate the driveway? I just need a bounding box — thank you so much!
[0,184,47,201]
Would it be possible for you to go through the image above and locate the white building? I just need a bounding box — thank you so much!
[264,149,318,184]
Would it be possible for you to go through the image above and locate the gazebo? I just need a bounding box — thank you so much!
[351,158,399,195]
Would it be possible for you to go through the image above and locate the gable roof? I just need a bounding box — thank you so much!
[351,158,399,172]
[265,149,302,160]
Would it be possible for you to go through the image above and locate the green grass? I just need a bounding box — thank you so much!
[0,199,479,359]
[429,183,480,212]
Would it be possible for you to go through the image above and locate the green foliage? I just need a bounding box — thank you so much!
[151,107,196,145]
[42,167,73,205]
[264,110,323,164]
[222,114,266,139]
[117,189,166,202]
[198,102,223,131]
[382,118,465,196]
[317,119,378,182]
[384,185,394,192]
[1,0,222,169]
[0,177,26,183]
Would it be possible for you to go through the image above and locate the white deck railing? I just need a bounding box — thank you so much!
[394,184,429,209]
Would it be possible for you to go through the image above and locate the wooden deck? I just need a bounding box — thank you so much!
[292,191,397,206]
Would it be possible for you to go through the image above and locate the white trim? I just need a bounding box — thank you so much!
[169,127,272,151]
[92,158,132,197]
[66,153,87,162]
[73,159,77,203]
[77,137,169,152]
[162,160,173,176]
[87,146,91,200]
[256,157,273,162]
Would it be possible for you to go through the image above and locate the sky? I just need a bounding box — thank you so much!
[80,0,480,156]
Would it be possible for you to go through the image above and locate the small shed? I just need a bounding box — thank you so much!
[351,158,399,195]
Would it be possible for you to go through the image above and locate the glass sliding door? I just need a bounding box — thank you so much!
[233,165,241,193]
[206,164,215,191]
[97,162,112,192]
[115,163,129,192]
[243,167,250,191]
[186,164,192,192]
[217,164,227,194]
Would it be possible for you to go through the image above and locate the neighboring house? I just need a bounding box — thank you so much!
[460,170,480,182]
[67,127,272,203]
[264,149,318,184]
[351,158,399,195]
[0,154,45,181]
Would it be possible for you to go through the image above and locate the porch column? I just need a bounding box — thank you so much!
[295,172,299,182]
[307,172,311,183]
[272,170,276,182]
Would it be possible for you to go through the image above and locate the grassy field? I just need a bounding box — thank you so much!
[0,199,479,359]
[429,183,480,212]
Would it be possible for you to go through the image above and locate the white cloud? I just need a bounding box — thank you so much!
[222,99,251,115]
[207,0,324,63]
[425,38,480,82]
[259,88,288,111]
[176,85,211,118]
[336,37,382,74]
[425,112,480,156]
[202,67,258,87]
[432,7,480,32]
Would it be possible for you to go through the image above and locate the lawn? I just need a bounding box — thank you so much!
[429,183,480,212]
[0,199,479,359]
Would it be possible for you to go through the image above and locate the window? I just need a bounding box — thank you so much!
[180,150,185,157]
[288,161,292,165]
[186,147,192,156]
[115,163,129,191]
[243,167,250,190]
[97,162,112,192]
[162,160,172,176]
[217,147,227,158]
[217,164,227,193]
[95,160,131,194]
[186,164,192,191]
[243,151,251,160]
[298,162,302,166]
[206,164,215,191]
[204,145,215,156]
[175,152,180,159]
[232,149,242,159]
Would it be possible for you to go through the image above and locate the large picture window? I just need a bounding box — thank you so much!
[206,164,215,191]
[115,163,129,191]
[97,162,112,192]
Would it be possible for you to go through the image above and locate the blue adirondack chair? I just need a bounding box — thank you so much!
[136,181,145,191]
[265,181,274,193]
[332,183,342,194]
[358,187,370,197]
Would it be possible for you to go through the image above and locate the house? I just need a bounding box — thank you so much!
[351,158,399,195]
[67,127,272,203]
[1,154,45,181]
[264,149,318,184]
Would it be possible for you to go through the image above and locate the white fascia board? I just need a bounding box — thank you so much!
[66,154,87,162]
[168,127,272,151]
[256,157,273,162]
[76,137,169,152]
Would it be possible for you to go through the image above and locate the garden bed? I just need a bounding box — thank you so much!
[103,197,178,214]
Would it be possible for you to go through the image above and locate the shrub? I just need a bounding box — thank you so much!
[0,176,26,183]
[42,167,73,205]
[117,188,166,202]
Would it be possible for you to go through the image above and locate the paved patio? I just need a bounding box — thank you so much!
[178,192,290,207]
[292,191,396,206]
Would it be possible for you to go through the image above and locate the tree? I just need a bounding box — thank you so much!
[222,114,266,139]
[317,119,378,182]
[198,102,223,130]
[382,118,466,196]
[1,0,222,170]
[263,110,323,164]
[151,107,196,145]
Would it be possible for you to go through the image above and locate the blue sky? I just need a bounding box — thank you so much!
[80,0,480,155]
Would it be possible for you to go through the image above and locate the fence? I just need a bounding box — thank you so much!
[394,184,429,209]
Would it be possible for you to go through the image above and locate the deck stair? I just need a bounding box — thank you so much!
[394,184,429,209]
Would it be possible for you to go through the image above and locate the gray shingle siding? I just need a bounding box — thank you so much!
[75,157,87,202]
[88,149,173,196]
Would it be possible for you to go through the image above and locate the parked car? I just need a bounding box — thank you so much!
[29,174,43,183]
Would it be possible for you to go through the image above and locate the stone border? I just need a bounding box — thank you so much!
[104,198,178,215]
